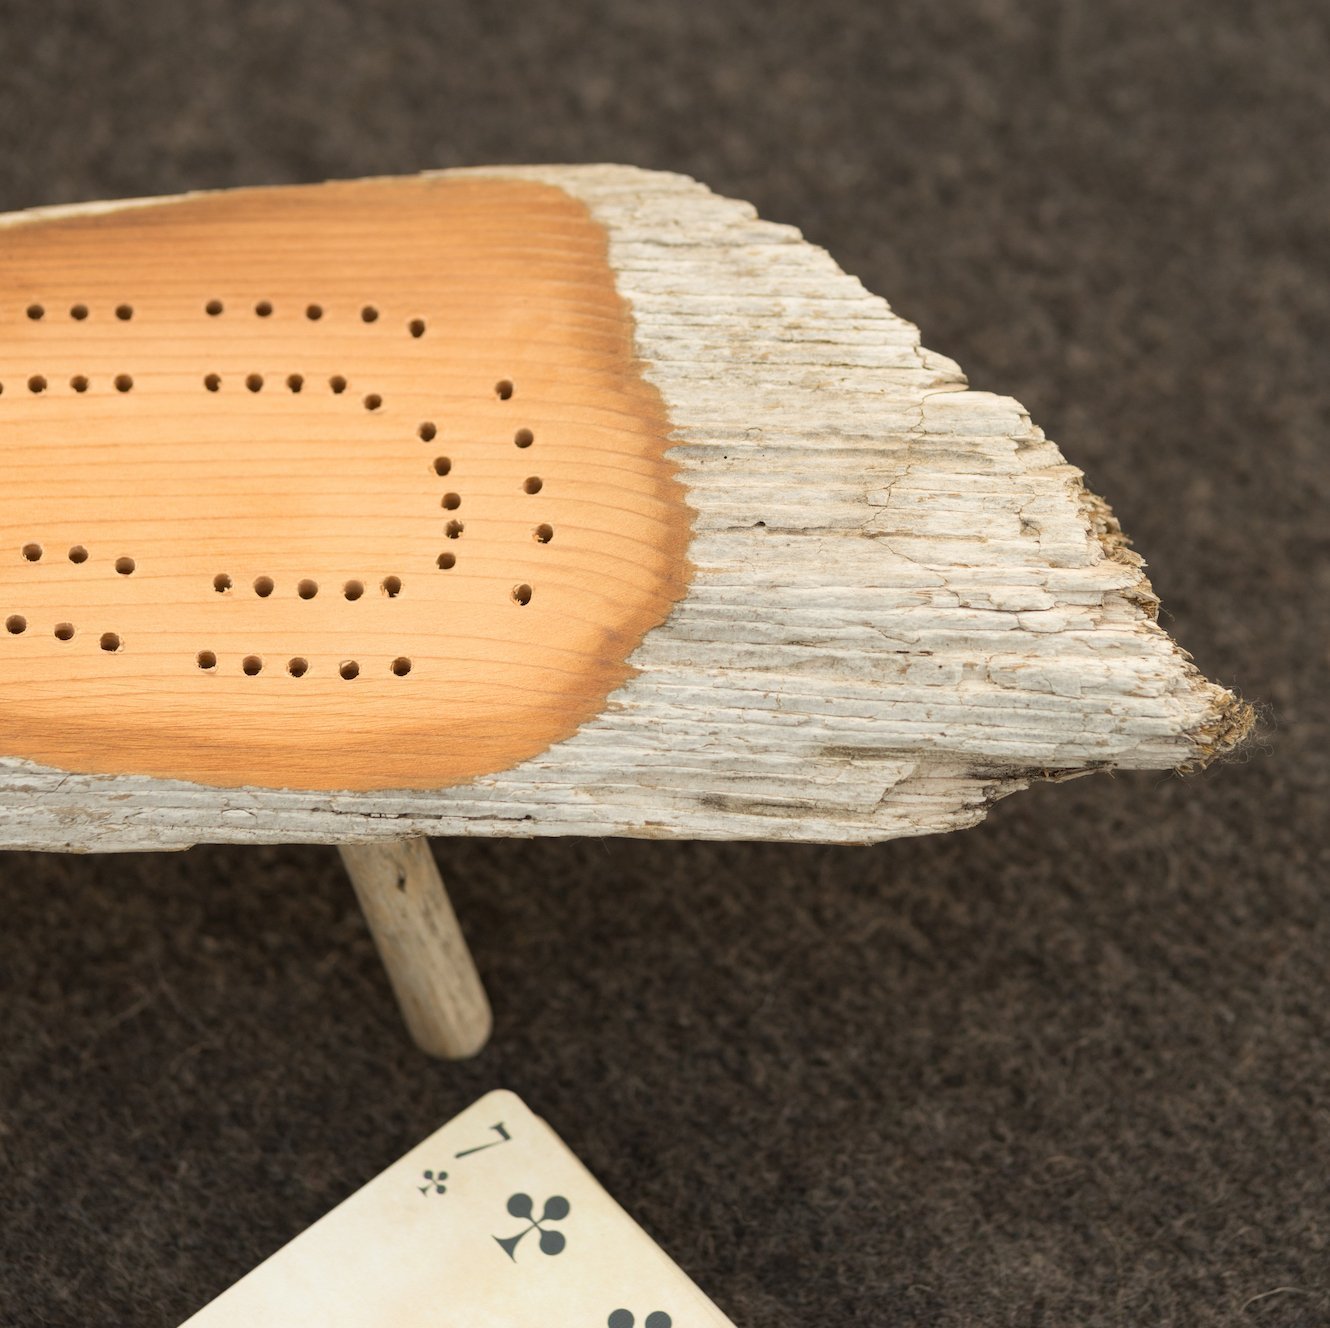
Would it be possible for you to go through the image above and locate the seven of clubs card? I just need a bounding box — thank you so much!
[181,1090,737,1327]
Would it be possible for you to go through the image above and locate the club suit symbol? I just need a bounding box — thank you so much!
[417,1168,448,1196]
[494,1192,570,1260]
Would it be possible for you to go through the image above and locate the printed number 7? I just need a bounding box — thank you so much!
[455,1122,512,1159]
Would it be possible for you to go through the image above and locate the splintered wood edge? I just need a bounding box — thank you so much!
[0,165,1252,851]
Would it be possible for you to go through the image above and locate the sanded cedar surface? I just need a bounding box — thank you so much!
[0,175,689,792]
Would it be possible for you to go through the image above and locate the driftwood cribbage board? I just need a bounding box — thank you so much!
[0,167,1249,851]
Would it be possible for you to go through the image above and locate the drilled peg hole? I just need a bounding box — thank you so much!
[339,660,360,680]
[287,373,304,393]
[115,556,136,575]
[343,579,364,601]
[391,657,412,676]
[204,373,221,392]
[213,572,232,593]
[242,654,263,675]
[534,523,554,543]
[253,575,274,597]
[6,615,26,634]
[436,552,456,570]
[433,456,452,476]
[255,300,273,317]
[514,428,534,448]
[100,632,122,652]
[297,578,318,600]
[360,306,379,324]
[205,299,223,316]
[523,476,543,494]
[246,373,263,392]
[381,575,402,597]
[495,379,513,400]
[288,657,309,677]
[408,318,426,338]
[26,304,43,321]
[306,303,323,320]
[329,375,347,394]
[54,623,74,641]
[512,583,533,606]
[70,304,88,321]
[418,421,437,442]
[28,375,46,394]
[71,375,88,393]
[445,520,464,539]
[114,374,133,392]
[441,492,461,510]
[115,304,133,321]
[68,545,88,564]
[21,543,42,562]
[363,393,382,411]
[197,650,216,670]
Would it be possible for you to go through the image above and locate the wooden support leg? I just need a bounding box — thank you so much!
[339,837,493,1059]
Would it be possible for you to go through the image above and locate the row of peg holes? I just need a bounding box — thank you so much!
[196,652,411,679]
[0,376,519,407]
[5,616,120,651]
[205,300,425,337]
[3,615,407,677]
[205,373,380,407]
[23,301,426,338]
[1,374,135,394]
[25,303,133,321]
[0,374,379,405]
[19,543,135,573]
[213,574,401,599]
[204,576,409,670]
[422,387,545,603]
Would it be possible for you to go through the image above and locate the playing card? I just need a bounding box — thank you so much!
[181,1090,736,1327]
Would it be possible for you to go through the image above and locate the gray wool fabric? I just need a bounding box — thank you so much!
[1,2,1326,1325]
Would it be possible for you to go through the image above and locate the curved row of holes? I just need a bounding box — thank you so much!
[18,544,136,573]
[5,616,120,650]
[196,652,412,678]
[213,574,402,599]
[420,401,547,586]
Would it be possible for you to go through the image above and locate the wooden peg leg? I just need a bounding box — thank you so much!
[339,838,493,1059]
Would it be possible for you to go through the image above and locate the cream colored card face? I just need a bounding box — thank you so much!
[181,1090,736,1328]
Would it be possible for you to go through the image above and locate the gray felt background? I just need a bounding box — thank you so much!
[0,2,1326,1325]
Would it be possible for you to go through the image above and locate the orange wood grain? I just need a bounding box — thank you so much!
[0,177,691,790]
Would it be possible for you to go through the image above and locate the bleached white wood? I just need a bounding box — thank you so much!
[339,838,492,1059]
[0,166,1249,851]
